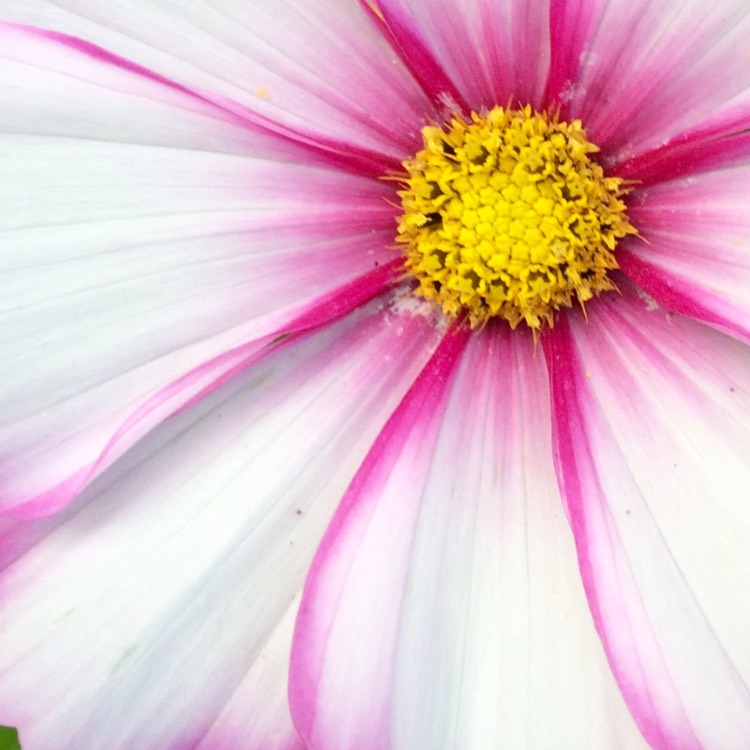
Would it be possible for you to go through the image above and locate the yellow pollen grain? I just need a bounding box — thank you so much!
[395,105,637,329]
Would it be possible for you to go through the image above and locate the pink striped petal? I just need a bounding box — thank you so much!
[543,0,601,111]
[614,128,750,187]
[543,287,750,750]
[363,0,549,111]
[1,2,431,166]
[0,24,408,517]
[0,290,445,750]
[359,0,469,113]
[618,164,750,344]
[549,0,750,167]
[290,325,649,749]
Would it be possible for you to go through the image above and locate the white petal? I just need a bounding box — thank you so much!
[0,24,400,516]
[1,1,429,162]
[544,287,750,749]
[0,290,445,750]
[195,598,305,750]
[551,0,750,165]
[291,325,649,750]
[619,164,750,344]
[366,0,550,109]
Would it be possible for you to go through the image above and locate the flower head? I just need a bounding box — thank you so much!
[1,2,750,749]
[397,105,635,327]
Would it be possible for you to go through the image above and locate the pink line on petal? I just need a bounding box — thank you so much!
[540,320,592,576]
[1,469,91,523]
[2,22,400,179]
[359,0,469,115]
[288,320,470,743]
[5,260,403,520]
[542,0,597,114]
[0,513,69,573]
[286,258,405,332]
[476,0,513,105]
[616,252,749,343]
[541,319,676,750]
[614,129,750,186]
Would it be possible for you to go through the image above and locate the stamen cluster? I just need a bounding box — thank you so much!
[396,105,637,329]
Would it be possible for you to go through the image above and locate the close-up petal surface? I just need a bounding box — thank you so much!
[291,326,649,749]
[618,164,750,344]
[545,287,750,749]
[363,0,550,111]
[0,0,430,163]
[552,0,750,166]
[195,598,306,750]
[0,292,444,750]
[0,23,403,518]
[2,0,750,748]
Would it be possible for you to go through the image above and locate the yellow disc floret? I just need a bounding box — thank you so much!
[396,105,637,329]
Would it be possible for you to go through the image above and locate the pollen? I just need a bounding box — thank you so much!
[395,105,637,329]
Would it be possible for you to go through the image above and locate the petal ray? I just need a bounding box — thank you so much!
[0,25,403,516]
[544,288,750,750]
[1,0,431,165]
[290,325,649,749]
[0,290,445,750]
[619,164,750,344]
[548,0,750,167]
[364,0,550,111]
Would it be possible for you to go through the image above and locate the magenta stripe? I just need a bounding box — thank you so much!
[542,319,677,749]
[289,320,470,742]
[614,128,750,186]
[616,252,749,343]
[359,1,469,115]
[540,320,593,575]
[542,0,597,114]
[0,507,83,576]
[2,22,400,179]
[6,260,403,520]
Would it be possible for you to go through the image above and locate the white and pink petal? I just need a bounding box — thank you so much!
[548,0,750,168]
[0,291,445,750]
[363,0,550,112]
[195,598,306,750]
[543,287,750,749]
[614,128,750,187]
[0,1,430,165]
[290,325,649,750]
[0,24,403,517]
[619,164,750,344]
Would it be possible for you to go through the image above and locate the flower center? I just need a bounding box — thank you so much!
[396,105,637,329]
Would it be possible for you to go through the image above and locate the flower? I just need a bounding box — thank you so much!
[1,1,750,748]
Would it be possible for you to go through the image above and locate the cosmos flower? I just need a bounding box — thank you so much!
[1,0,750,748]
